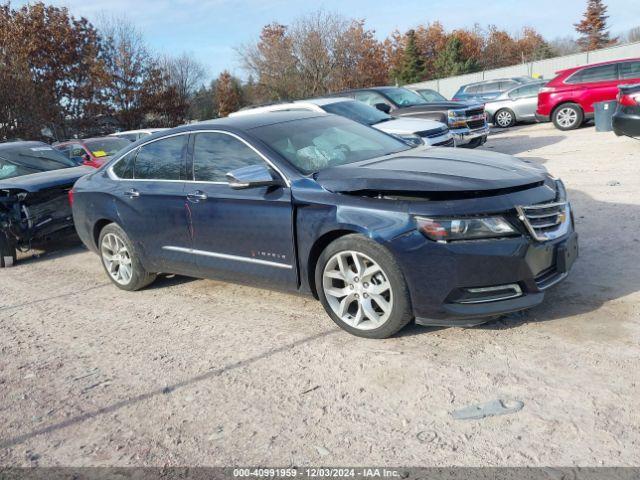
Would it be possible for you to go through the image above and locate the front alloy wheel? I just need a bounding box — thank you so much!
[322,250,393,330]
[316,234,413,338]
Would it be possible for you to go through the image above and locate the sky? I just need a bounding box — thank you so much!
[12,0,640,81]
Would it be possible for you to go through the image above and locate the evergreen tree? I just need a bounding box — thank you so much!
[575,0,616,51]
[396,30,425,84]
[434,37,479,79]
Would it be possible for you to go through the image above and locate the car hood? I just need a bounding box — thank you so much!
[314,148,548,193]
[373,117,447,135]
[0,166,92,192]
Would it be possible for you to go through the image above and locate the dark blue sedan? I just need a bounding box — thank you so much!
[71,111,578,338]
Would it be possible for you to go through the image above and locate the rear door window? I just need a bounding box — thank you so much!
[619,61,640,80]
[134,135,187,180]
[567,64,618,83]
[112,149,137,179]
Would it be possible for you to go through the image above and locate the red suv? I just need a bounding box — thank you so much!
[54,137,131,168]
[536,58,640,130]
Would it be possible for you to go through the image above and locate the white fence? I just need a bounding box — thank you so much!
[406,42,640,99]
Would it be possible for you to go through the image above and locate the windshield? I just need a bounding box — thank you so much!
[321,100,392,126]
[416,89,448,102]
[378,87,428,107]
[250,115,411,175]
[84,138,130,158]
[0,145,75,180]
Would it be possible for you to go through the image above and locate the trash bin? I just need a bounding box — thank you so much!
[594,100,617,132]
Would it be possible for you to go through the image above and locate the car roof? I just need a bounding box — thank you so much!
[112,128,168,135]
[57,136,126,146]
[556,56,640,75]
[190,110,327,130]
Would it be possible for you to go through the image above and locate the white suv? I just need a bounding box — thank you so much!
[231,97,454,148]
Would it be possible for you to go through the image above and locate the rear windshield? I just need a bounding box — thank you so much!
[250,115,411,175]
[0,145,75,180]
[377,87,428,107]
[84,138,131,158]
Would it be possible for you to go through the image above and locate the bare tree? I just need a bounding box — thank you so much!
[99,14,151,129]
[160,52,207,105]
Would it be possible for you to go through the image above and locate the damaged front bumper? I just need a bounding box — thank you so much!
[0,187,75,251]
[387,222,578,327]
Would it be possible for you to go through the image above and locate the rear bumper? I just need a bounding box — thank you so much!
[612,110,640,137]
[388,226,578,327]
[535,112,550,122]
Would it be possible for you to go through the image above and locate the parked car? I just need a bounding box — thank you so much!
[452,77,536,103]
[536,58,640,130]
[484,81,547,128]
[71,111,578,338]
[335,86,489,148]
[231,97,454,147]
[613,83,640,138]
[110,128,169,142]
[0,141,91,267]
[54,137,131,168]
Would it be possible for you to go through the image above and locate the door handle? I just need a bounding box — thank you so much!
[186,190,207,202]
[124,188,140,198]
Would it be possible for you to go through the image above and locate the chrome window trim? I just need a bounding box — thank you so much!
[107,129,291,187]
[162,246,293,269]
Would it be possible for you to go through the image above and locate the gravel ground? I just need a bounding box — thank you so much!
[1,122,639,467]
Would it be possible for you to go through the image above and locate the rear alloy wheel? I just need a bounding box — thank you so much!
[316,234,413,338]
[494,108,516,128]
[552,103,583,131]
[99,223,156,291]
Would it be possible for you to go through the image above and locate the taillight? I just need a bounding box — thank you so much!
[68,189,74,207]
[619,93,640,107]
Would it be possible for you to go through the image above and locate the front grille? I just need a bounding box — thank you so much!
[417,127,449,138]
[465,107,485,117]
[467,118,486,129]
[516,201,570,242]
[433,138,455,147]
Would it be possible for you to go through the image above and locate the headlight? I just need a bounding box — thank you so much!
[397,134,424,147]
[416,216,518,242]
[447,109,467,128]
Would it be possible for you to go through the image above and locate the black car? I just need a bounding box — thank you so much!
[613,83,640,138]
[71,112,577,339]
[334,86,490,148]
[0,141,91,267]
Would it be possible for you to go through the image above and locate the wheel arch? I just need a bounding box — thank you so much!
[306,228,363,299]
[551,101,583,118]
[92,218,118,250]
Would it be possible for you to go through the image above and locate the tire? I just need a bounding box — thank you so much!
[552,103,583,131]
[462,136,484,149]
[315,234,413,339]
[494,108,516,128]
[98,223,156,291]
[0,231,17,268]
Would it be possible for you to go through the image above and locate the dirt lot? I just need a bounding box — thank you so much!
[1,122,639,467]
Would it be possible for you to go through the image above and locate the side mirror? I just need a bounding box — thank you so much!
[226,164,283,190]
[374,103,391,114]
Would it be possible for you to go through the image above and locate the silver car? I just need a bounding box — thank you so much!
[485,81,546,128]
